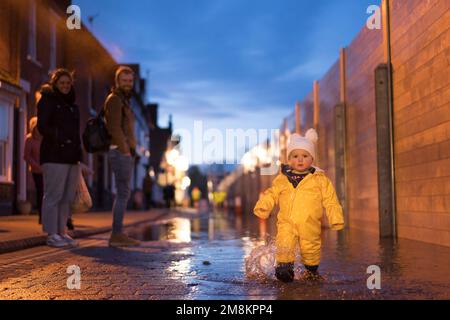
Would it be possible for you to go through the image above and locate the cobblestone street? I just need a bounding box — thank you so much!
[0,209,449,300]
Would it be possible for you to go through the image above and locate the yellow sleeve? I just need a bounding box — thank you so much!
[253,183,280,220]
[321,177,345,230]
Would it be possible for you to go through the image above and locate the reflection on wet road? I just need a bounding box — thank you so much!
[0,208,449,300]
[127,209,450,299]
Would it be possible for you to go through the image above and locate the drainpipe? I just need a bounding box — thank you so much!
[337,47,348,228]
[295,101,301,134]
[313,80,320,166]
[386,0,397,240]
[376,0,397,239]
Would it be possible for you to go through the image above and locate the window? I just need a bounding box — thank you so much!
[27,0,37,61]
[49,21,56,71]
[0,104,9,178]
[0,100,13,182]
[0,141,5,177]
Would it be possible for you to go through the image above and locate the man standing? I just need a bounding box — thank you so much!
[142,168,154,210]
[104,66,140,247]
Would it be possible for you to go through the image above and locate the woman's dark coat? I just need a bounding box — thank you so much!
[37,85,82,165]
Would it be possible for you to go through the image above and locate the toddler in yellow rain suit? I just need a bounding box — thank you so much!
[254,129,344,282]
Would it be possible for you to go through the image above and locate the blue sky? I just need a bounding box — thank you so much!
[73,0,379,164]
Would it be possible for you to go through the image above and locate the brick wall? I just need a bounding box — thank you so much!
[0,0,21,215]
[345,23,384,236]
[17,1,77,209]
[277,0,450,245]
[0,0,20,83]
[316,61,340,183]
[64,25,117,138]
[391,0,450,246]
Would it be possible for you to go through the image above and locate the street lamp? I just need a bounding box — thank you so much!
[241,151,256,173]
[166,149,180,166]
[181,176,191,190]
[174,155,189,172]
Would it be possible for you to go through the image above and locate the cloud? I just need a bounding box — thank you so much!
[199,0,234,23]
[274,57,331,82]
[242,48,266,58]
[203,111,237,119]
[153,80,251,120]
[152,78,291,117]
[72,0,372,164]
[273,1,374,84]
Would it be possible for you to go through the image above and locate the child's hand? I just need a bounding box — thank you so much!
[254,188,277,220]
[254,208,270,220]
[330,222,344,231]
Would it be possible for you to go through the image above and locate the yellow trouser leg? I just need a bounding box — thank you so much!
[299,238,321,267]
[276,224,297,263]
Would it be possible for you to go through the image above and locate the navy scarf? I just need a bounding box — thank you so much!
[281,164,316,188]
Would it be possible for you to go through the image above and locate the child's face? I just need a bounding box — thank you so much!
[288,149,313,172]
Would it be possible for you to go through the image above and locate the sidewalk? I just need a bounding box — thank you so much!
[0,209,168,254]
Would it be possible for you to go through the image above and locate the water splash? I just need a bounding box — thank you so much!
[245,242,310,281]
[245,243,277,280]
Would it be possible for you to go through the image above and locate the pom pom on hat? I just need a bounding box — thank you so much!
[305,128,318,144]
[287,128,318,160]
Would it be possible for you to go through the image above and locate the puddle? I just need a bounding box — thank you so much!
[131,218,192,243]
[244,243,317,281]
[125,208,450,299]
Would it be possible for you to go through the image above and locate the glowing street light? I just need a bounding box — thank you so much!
[166,149,180,166]
[174,155,189,172]
[181,176,191,190]
[241,151,257,173]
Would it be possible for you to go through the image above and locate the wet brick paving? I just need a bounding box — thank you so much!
[0,209,449,300]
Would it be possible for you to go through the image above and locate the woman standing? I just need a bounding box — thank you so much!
[24,117,43,224]
[37,69,82,248]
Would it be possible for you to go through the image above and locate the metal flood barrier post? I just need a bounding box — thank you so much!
[375,64,397,239]
[334,103,348,227]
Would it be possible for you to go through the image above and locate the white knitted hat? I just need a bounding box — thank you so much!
[287,128,318,160]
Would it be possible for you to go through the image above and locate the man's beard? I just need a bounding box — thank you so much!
[120,86,133,98]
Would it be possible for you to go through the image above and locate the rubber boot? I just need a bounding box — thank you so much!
[275,262,295,283]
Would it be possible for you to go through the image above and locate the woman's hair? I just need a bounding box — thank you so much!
[29,116,39,138]
[49,68,74,88]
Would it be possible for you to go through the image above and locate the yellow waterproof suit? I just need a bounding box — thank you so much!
[254,166,344,266]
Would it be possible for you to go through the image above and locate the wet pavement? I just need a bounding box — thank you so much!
[0,208,449,300]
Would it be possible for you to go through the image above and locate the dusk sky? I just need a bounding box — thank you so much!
[73,0,379,164]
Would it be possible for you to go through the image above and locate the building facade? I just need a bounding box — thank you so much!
[0,0,171,215]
